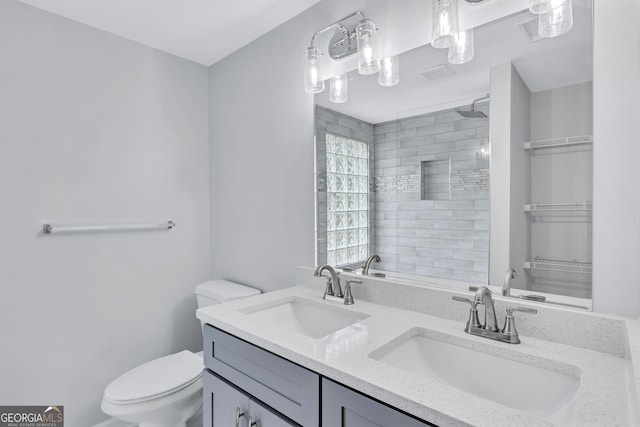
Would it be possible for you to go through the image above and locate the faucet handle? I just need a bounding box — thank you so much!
[452,296,481,331]
[501,306,537,344]
[344,279,362,305]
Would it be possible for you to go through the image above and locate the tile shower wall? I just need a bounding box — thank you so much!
[373,106,490,283]
[315,106,374,265]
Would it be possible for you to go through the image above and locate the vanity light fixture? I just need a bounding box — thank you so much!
[304,46,324,93]
[529,0,568,15]
[305,11,395,101]
[378,56,400,87]
[431,0,459,49]
[448,29,474,65]
[329,74,348,103]
[538,0,573,38]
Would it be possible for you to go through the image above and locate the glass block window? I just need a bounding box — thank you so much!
[326,133,369,267]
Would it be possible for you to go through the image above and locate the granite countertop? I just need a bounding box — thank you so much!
[197,285,635,427]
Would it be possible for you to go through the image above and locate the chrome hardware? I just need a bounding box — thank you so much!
[501,307,538,344]
[519,294,547,302]
[452,286,536,344]
[248,416,258,426]
[314,264,343,298]
[42,220,175,235]
[362,254,381,275]
[473,286,499,332]
[344,279,362,305]
[502,268,518,297]
[235,407,245,427]
[468,286,479,292]
[452,296,481,332]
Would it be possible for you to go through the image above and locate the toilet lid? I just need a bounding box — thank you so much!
[104,350,203,404]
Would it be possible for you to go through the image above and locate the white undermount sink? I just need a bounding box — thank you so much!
[242,297,369,339]
[369,328,581,424]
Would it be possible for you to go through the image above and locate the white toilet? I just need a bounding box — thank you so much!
[101,280,260,427]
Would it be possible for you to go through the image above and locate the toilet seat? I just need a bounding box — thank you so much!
[104,350,203,404]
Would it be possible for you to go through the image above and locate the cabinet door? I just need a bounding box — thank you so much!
[321,378,435,427]
[203,371,250,427]
[248,398,299,427]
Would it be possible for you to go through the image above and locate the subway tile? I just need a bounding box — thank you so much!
[401,115,436,129]
[326,123,350,137]
[374,122,397,135]
[436,129,476,143]
[415,210,453,220]
[316,106,339,123]
[474,220,490,231]
[451,190,490,200]
[452,249,489,262]
[338,116,364,131]
[435,239,474,250]
[453,210,490,220]
[397,228,417,238]
[434,200,475,210]
[416,247,454,258]
[351,130,374,144]
[454,119,489,131]
[452,230,489,241]
[418,142,454,156]
[399,200,435,211]
[397,245,417,255]
[435,258,474,271]
[416,229,453,240]
[434,220,475,230]
[396,237,437,248]
[454,138,486,151]
[474,199,490,210]
[474,261,489,273]
[397,219,435,229]
[474,240,489,251]
[416,122,455,137]
[397,256,435,268]
[396,263,417,274]
[399,135,436,149]
[476,127,490,138]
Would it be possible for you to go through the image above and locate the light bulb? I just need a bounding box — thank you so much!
[448,29,474,65]
[378,56,400,87]
[356,20,380,75]
[538,0,573,38]
[529,0,568,14]
[432,0,459,49]
[304,46,324,94]
[330,74,348,103]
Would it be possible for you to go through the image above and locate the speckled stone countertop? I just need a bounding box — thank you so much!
[197,284,637,426]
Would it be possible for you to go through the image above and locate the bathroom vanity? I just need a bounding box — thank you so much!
[197,269,640,426]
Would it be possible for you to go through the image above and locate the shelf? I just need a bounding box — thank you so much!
[523,135,593,150]
[524,258,592,274]
[524,203,592,212]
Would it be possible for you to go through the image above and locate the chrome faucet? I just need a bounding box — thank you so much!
[314,264,343,298]
[473,286,499,332]
[502,268,517,297]
[362,254,381,275]
[453,285,538,344]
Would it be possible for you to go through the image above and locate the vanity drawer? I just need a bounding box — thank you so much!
[203,325,320,427]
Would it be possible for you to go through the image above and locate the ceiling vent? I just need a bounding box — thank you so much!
[520,17,543,43]
[419,64,457,81]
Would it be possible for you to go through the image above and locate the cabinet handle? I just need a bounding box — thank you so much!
[248,416,258,426]
[235,407,245,427]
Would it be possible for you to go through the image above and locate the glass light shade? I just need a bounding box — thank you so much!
[378,56,400,87]
[356,19,380,75]
[448,29,474,65]
[304,46,324,93]
[329,74,348,103]
[529,0,568,14]
[538,0,573,38]
[432,0,459,49]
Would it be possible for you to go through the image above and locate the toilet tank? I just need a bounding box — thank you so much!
[195,280,260,308]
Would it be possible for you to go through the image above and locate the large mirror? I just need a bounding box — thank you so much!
[314,2,593,306]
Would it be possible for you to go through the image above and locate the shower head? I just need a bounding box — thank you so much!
[456,94,490,119]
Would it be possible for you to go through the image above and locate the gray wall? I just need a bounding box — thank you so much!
[0,2,210,426]
[372,108,490,283]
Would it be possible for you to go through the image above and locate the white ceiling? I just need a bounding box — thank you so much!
[317,2,593,124]
[16,0,322,65]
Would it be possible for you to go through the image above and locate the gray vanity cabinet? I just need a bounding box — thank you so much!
[204,372,297,427]
[203,325,434,427]
[321,379,435,427]
[203,325,319,427]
